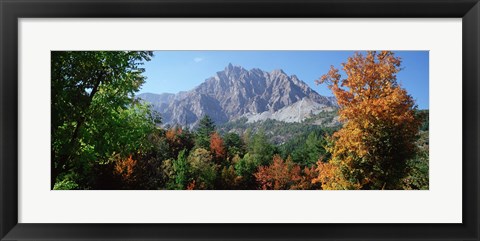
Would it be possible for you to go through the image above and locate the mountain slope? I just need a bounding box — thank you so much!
[138,64,337,127]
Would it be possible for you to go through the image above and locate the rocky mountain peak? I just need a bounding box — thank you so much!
[224,63,246,76]
[270,69,286,76]
[138,64,337,128]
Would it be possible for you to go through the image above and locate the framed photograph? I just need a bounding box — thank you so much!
[1,0,479,240]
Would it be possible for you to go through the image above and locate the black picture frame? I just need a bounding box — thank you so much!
[1,0,479,240]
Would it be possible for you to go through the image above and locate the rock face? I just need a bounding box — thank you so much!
[138,64,337,127]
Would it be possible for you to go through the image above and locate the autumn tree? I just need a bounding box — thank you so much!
[293,166,322,190]
[313,159,347,190]
[166,127,183,155]
[165,126,195,159]
[254,155,301,190]
[210,132,227,164]
[314,51,421,190]
[113,155,138,188]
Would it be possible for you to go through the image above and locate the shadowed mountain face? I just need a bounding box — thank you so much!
[138,64,337,128]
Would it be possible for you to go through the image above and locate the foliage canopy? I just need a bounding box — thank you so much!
[313,51,421,190]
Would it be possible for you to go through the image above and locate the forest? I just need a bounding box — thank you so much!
[51,51,429,190]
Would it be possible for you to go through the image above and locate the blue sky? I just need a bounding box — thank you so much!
[139,51,429,109]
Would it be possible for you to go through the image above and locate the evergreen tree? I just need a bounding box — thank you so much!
[195,115,216,149]
[223,132,245,159]
[304,132,326,166]
[249,131,275,166]
[171,150,189,190]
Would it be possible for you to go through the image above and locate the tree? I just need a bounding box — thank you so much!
[254,155,301,190]
[312,159,347,190]
[166,126,195,159]
[234,153,261,189]
[249,131,275,166]
[171,150,189,190]
[293,165,322,190]
[187,148,217,189]
[219,165,240,190]
[314,51,421,189]
[290,131,327,167]
[161,159,175,187]
[51,51,155,189]
[223,132,245,159]
[305,132,326,166]
[113,155,137,189]
[403,131,429,190]
[132,128,173,189]
[195,115,216,149]
[210,132,227,164]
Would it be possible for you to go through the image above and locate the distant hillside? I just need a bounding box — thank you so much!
[219,110,340,145]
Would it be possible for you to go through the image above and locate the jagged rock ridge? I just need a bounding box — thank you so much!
[138,64,337,128]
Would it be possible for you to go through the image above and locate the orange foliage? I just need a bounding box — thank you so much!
[254,155,301,190]
[312,160,355,190]
[166,126,183,143]
[293,165,321,190]
[315,51,421,189]
[186,180,196,190]
[210,132,226,162]
[114,155,137,182]
[165,126,185,157]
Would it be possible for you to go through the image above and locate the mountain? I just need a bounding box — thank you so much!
[138,64,337,128]
[136,92,175,112]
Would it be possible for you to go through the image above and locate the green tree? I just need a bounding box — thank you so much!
[219,165,239,189]
[403,131,429,189]
[195,115,216,149]
[304,132,326,166]
[248,131,275,166]
[417,110,429,131]
[187,148,217,189]
[232,130,275,189]
[234,153,261,189]
[223,132,246,159]
[51,51,154,189]
[171,150,189,189]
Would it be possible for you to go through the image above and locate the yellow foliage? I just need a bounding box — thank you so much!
[315,51,421,190]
